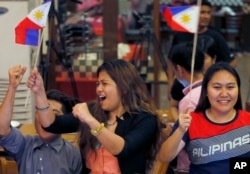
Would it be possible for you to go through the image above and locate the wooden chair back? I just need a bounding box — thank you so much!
[0,157,18,174]
[149,109,175,174]
[150,156,169,174]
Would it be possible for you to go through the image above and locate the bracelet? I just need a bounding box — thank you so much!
[35,103,50,111]
[90,123,105,136]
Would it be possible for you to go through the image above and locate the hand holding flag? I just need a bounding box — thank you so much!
[15,0,52,107]
[15,0,52,46]
[161,5,200,33]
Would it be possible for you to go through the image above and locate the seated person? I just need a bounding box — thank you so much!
[0,65,82,174]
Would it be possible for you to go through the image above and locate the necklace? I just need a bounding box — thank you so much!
[106,114,124,126]
[106,113,125,126]
[106,120,117,126]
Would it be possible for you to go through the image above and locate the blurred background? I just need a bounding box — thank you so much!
[1,0,250,123]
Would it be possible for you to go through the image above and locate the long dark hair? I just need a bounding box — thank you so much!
[195,62,242,112]
[78,59,161,167]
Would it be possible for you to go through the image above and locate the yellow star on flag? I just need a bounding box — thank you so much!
[181,14,191,24]
[170,5,200,33]
[33,10,44,21]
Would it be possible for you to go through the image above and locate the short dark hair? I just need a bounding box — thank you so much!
[169,42,205,73]
[46,89,80,114]
[191,0,212,7]
[195,62,242,112]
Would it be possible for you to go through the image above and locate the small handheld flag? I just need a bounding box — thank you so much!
[15,0,52,46]
[161,5,200,33]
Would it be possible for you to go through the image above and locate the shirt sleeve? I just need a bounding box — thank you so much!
[43,113,79,133]
[43,102,96,134]
[208,29,235,63]
[116,113,158,158]
[0,127,26,159]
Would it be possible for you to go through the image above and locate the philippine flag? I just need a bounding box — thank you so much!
[161,5,200,33]
[15,0,52,46]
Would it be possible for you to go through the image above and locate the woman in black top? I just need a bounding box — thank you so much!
[27,59,161,174]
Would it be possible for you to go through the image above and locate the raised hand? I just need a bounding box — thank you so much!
[26,67,45,93]
[0,65,27,136]
[178,106,192,132]
[72,103,93,124]
[8,65,27,89]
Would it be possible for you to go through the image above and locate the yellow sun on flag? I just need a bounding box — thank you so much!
[33,10,44,21]
[181,14,191,23]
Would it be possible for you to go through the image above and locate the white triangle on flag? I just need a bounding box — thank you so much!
[27,1,52,27]
[172,6,200,33]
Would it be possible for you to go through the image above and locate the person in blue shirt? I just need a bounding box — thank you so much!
[0,65,82,174]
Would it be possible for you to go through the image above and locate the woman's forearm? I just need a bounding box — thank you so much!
[158,128,185,163]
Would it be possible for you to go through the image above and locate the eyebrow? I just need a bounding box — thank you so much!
[52,109,61,114]
[97,79,111,84]
[212,82,236,85]
[99,79,109,82]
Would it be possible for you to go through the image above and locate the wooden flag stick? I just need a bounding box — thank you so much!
[188,0,202,107]
[25,30,45,107]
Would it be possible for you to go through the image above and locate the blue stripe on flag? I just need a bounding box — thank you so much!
[169,6,192,16]
[25,29,39,46]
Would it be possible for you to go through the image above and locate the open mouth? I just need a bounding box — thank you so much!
[99,95,106,101]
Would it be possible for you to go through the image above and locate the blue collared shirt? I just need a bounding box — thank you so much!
[0,127,82,174]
